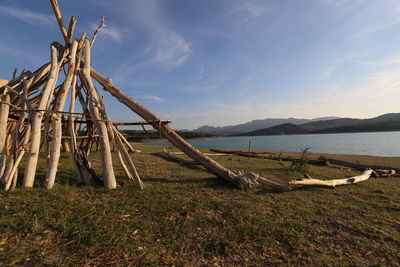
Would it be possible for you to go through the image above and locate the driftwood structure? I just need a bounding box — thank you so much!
[0,0,290,192]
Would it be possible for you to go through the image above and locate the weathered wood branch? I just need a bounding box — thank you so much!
[0,90,10,178]
[46,40,78,189]
[289,169,373,187]
[82,40,116,189]
[160,149,201,165]
[49,0,70,46]
[23,45,60,188]
[91,16,105,47]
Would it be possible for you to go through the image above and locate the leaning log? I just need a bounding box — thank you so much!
[0,91,10,178]
[91,69,291,192]
[46,40,78,189]
[82,40,116,189]
[289,169,373,187]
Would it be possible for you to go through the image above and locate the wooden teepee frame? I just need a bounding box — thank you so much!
[0,0,290,192]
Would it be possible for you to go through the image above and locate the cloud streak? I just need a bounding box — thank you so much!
[0,5,53,25]
[89,22,125,42]
[225,1,268,26]
[145,30,192,67]
[138,95,166,103]
[91,0,192,68]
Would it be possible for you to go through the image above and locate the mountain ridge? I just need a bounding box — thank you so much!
[235,113,400,136]
[192,116,340,135]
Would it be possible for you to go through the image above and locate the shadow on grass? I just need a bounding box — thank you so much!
[143,176,236,190]
[150,153,208,172]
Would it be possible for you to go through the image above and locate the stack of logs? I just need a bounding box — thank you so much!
[0,33,144,191]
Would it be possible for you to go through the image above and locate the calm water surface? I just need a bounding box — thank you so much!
[145,131,400,157]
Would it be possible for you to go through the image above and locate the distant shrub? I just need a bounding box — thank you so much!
[290,146,311,172]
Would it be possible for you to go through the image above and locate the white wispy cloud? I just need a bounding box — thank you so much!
[225,1,268,25]
[353,17,400,40]
[359,58,400,66]
[138,95,166,103]
[89,22,125,42]
[145,30,192,67]
[0,5,53,25]
[90,0,192,68]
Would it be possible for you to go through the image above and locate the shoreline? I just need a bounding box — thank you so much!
[135,143,400,169]
[214,148,400,168]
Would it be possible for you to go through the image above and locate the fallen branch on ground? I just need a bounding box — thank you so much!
[160,149,201,165]
[289,169,373,187]
[211,149,400,173]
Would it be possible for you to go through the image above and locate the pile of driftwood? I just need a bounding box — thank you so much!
[209,149,397,188]
[0,0,292,192]
[0,11,143,190]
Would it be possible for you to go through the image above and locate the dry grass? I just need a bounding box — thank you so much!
[0,144,399,266]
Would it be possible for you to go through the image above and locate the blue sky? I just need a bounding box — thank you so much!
[1,0,400,129]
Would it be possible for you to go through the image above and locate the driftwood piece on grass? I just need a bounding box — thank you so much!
[289,169,373,187]
[210,148,277,156]
[326,159,400,173]
[211,149,400,173]
[173,151,228,156]
[372,169,396,177]
[160,149,201,165]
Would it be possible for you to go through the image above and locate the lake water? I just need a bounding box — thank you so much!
[144,131,400,157]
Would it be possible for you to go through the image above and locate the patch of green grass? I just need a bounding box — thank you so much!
[0,144,399,265]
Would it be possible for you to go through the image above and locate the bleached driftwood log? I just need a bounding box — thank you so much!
[0,90,10,178]
[23,46,60,188]
[289,169,373,187]
[3,80,32,191]
[46,40,78,189]
[82,39,116,189]
[160,149,200,165]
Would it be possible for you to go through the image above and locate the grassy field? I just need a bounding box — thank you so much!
[0,144,399,266]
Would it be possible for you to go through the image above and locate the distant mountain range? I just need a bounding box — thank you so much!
[236,113,400,136]
[192,116,339,136]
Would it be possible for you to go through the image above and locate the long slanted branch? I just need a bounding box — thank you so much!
[91,16,105,47]
[90,68,291,192]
